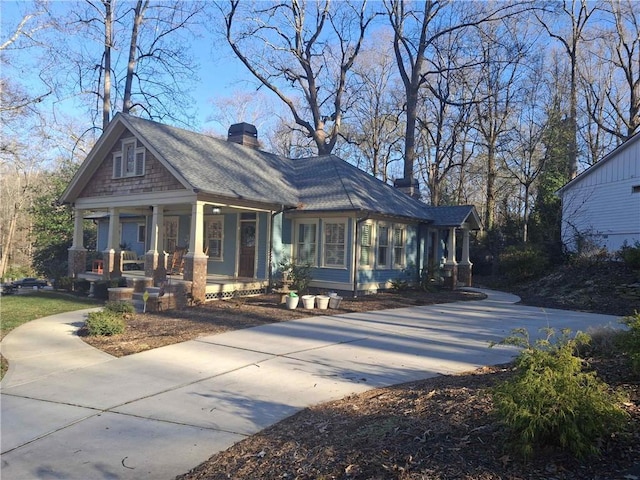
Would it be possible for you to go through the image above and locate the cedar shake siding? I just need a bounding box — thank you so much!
[79,132,185,198]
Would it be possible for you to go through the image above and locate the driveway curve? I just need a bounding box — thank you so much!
[0,289,622,479]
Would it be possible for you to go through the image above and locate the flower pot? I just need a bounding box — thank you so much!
[301,295,316,309]
[316,295,330,309]
[329,296,342,309]
[285,295,299,309]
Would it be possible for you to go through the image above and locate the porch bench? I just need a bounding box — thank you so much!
[122,251,144,270]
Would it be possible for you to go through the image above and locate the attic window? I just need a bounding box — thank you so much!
[113,140,145,179]
[633,185,640,193]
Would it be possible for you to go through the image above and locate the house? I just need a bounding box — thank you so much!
[61,113,481,303]
[557,132,640,253]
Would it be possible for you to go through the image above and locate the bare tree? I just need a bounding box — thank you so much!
[384,0,533,198]
[535,0,600,179]
[221,0,375,156]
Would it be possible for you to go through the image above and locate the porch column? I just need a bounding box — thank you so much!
[68,208,87,277]
[103,207,121,279]
[458,227,473,287]
[183,201,207,303]
[443,227,458,290]
[145,205,166,285]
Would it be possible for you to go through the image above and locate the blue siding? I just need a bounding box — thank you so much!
[208,214,237,276]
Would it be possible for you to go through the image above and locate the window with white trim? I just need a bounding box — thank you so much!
[205,216,223,260]
[359,223,373,267]
[377,224,389,267]
[113,139,145,178]
[393,226,406,267]
[296,221,317,265]
[137,224,146,244]
[323,221,346,267]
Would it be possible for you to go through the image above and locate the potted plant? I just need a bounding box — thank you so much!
[285,291,299,309]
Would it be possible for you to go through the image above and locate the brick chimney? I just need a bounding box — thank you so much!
[394,177,420,200]
[227,122,259,149]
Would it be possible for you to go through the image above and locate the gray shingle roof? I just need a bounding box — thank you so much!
[122,114,300,206]
[74,114,476,226]
[423,205,482,228]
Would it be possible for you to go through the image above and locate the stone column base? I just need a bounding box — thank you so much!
[68,248,87,278]
[443,264,458,290]
[183,254,208,304]
[458,263,473,287]
[103,250,123,279]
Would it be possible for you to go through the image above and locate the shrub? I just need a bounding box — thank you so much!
[104,301,136,315]
[279,258,313,293]
[54,276,74,292]
[492,328,628,459]
[85,310,125,336]
[74,279,91,295]
[498,245,550,282]
[619,311,640,375]
[617,241,640,270]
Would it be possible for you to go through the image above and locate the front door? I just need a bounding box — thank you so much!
[238,220,256,278]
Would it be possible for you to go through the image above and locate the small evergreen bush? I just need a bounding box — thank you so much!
[617,241,640,270]
[279,258,313,293]
[104,301,136,315]
[498,245,549,282]
[74,279,91,295]
[54,276,74,292]
[492,328,628,459]
[85,310,125,336]
[619,311,640,375]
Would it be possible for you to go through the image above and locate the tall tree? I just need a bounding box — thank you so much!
[221,0,374,155]
[535,0,600,179]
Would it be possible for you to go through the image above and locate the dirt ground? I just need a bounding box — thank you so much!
[77,264,639,480]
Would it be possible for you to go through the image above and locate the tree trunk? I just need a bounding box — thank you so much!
[102,0,112,130]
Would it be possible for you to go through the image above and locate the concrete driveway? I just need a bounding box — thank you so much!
[0,289,622,479]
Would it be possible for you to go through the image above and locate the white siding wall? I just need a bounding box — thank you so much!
[561,138,640,252]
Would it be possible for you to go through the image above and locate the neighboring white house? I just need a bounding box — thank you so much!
[557,132,640,253]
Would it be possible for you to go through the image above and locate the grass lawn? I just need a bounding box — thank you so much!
[1,291,101,378]
[1,290,101,339]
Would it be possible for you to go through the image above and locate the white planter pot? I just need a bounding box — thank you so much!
[301,295,316,309]
[316,295,330,309]
[329,296,342,309]
[285,295,299,309]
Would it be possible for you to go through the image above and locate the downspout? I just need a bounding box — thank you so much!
[269,205,297,289]
[352,213,370,298]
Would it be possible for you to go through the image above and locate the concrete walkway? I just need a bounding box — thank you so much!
[0,289,622,479]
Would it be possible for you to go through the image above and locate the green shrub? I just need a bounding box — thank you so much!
[85,310,125,336]
[104,301,136,315]
[74,279,91,295]
[617,241,640,270]
[492,328,628,459]
[279,258,313,293]
[54,276,74,292]
[619,311,640,375]
[498,245,550,282]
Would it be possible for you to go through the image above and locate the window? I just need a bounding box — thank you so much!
[633,185,640,193]
[137,224,146,244]
[296,222,317,265]
[377,224,389,267]
[205,216,223,260]
[359,223,373,267]
[323,221,346,267]
[113,140,145,178]
[393,227,405,267]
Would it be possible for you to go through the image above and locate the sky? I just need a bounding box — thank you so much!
[1,1,272,136]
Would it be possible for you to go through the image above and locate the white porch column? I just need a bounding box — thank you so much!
[443,227,458,290]
[184,201,207,303]
[103,207,121,278]
[445,227,457,265]
[145,205,166,283]
[459,227,473,287]
[67,208,87,277]
[71,209,85,249]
